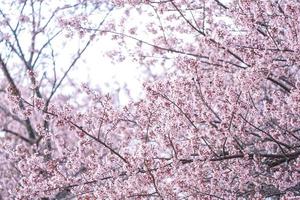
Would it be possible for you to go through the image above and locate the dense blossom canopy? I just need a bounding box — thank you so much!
[0,0,299,199]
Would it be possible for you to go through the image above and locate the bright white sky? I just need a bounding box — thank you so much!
[52,4,169,105]
[66,38,146,105]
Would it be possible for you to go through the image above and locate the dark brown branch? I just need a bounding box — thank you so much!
[202,137,219,157]
[87,28,208,59]
[170,0,206,36]
[211,151,300,164]
[194,78,222,122]
[0,55,36,139]
[69,121,129,164]
[145,161,164,200]
[0,104,25,125]
[0,9,29,68]
[128,192,159,198]
[32,30,62,68]
[214,0,228,9]
[239,114,292,152]
[2,129,33,144]
[167,134,178,159]
[267,76,291,93]
[28,0,36,66]
[22,99,130,164]
[209,38,251,67]
[149,89,198,130]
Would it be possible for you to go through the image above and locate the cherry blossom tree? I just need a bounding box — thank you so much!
[0,0,299,199]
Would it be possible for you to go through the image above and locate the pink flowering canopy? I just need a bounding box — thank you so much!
[0,0,299,199]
